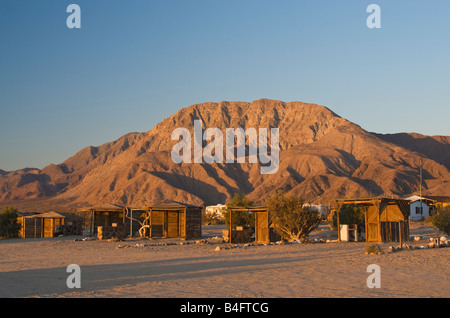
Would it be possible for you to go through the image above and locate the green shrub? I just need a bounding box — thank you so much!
[0,206,21,239]
[365,243,382,255]
[328,204,365,233]
[431,206,450,235]
[266,190,321,241]
[222,193,255,230]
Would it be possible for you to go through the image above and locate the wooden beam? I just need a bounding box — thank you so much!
[364,206,368,242]
[333,201,344,242]
[229,209,232,244]
[130,208,133,238]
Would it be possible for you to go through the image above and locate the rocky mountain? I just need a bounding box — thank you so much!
[1,99,449,212]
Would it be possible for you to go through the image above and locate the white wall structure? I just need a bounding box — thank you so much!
[406,196,430,221]
[205,204,227,220]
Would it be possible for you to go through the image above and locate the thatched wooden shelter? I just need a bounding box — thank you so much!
[226,206,280,244]
[18,211,82,238]
[331,198,410,243]
[77,204,126,236]
[133,200,202,240]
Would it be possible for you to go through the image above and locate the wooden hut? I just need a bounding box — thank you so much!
[77,204,126,236]
[226,206,280,244]
[18,211,82,238]
[136,200,202,240]
[331,198,410,243]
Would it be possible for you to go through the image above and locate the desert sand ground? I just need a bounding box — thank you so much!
[0,222,448,298]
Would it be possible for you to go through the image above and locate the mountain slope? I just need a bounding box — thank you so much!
[1,99,449,211]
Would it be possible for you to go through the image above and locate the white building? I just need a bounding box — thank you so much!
[405,195,432,221]
[205,204,227,220]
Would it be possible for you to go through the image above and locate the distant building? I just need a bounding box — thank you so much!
[405,196,432,221]
[422,195,450,208]
[405,195,450,221]
[205,204,227,221]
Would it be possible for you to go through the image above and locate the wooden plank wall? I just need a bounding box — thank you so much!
[185,207,202,240]
[20,218,42,238]
[151,211,164,237]
[255,211,269,243]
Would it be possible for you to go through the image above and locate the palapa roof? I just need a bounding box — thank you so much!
[226,205,267,212]
[147,199,202,210]
[405,195,437,204]
[21,211,77,219]
[333,197,409,205]
[332,197,410,218]
[77,203,125,212]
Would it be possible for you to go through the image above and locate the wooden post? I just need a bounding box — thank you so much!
[364,206,368,242]
[334,201,343,243]
[385,204,389,242]
[182,207,186,238]
[149,209,152,238]
[129,208,133,238]
[378,205,382,243]
[399,221,403,247]
[90,210,94,237]
[229,209,232,244]
[337,208,341,242]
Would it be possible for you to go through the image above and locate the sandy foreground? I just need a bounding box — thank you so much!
[0,223,448,298]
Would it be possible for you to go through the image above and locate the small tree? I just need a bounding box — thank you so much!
[431,206,450,235]
[266,191,321,241]
[0,206,21,239]
[222,193,254,230]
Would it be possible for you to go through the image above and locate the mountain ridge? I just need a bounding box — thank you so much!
[1,99,449,212]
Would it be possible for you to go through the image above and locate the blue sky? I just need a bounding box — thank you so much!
[1,0,449,171]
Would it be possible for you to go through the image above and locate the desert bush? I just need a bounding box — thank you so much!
[365,243,382,254]
[328,204,365,233]
[0,206,21,239]
[266,191,321,241]
[431,206,450,235]
[222,193,255,230]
